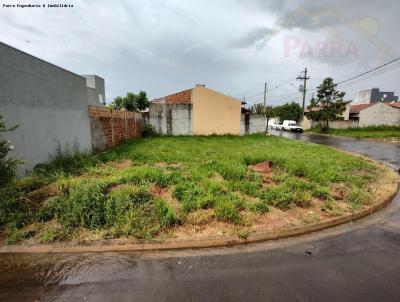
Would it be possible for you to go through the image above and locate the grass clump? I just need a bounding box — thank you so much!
[310,125,400,140]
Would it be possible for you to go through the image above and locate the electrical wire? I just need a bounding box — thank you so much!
[335,57,400,86]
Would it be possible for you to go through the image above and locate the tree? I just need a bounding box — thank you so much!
[109,91,149,112]
[110,96,124,110]
[250,104,276,133]
[274,102,302,122]
[306,78,346,130]
[0,114,20,187]
[250,103,265,114]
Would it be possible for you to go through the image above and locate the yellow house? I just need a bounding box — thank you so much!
[149,84,242,135]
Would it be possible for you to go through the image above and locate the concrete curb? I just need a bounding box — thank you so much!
[304,131,400,144]
[1,181,398,254]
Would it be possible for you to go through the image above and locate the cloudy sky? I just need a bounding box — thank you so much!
[1,0,399,106]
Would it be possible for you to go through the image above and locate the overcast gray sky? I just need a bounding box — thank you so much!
[1,0,399,106]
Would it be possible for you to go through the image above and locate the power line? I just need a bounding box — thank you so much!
[336,57,400,86]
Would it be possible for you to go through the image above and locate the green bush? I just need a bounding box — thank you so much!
[0,189,29,228]
[0,113,20,188]
[142,124,158,138]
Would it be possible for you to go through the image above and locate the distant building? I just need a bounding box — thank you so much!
[149,84,242,135]
[303,101,400,129]
[353,88,398,104]
[81,75,106,107]
[349,102,400,127]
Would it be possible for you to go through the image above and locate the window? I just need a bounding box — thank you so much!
[99,94,104,104]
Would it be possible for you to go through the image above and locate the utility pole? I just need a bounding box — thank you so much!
[263,82,267,109]
[263,82,268,133]
[297,67,310,124]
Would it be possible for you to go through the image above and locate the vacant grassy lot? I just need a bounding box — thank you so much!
[0,135,392,244]
[310,125,400,140]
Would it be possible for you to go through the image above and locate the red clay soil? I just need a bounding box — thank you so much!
[249,161,275,184]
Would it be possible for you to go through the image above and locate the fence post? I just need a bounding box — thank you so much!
[124,111,128,139]
[110,109,115,146]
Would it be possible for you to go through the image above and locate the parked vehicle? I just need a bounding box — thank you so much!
[270,122,283,130]
[282,120,303,132]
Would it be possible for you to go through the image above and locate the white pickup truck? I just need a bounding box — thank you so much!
[282,120,303,132]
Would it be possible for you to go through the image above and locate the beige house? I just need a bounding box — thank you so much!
[148,85,242,135]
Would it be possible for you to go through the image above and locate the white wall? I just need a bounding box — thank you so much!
[358,103,400,127]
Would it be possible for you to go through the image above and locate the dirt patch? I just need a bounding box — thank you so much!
[211,172,224,182]
[25,184,60,208]
[330,183,347,200]
[249,161,275,184]
[108,159,132,169]
[155,162,183,169]
[171,219,238,239]
[185,209,215,225]
[150,185,181,211]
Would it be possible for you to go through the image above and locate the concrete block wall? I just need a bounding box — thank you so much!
[88,106,142,151]
[240,113,266,135]
[149,103,192,135]
[0,42,93,172]
[358,103,400,127]
[307,120,359,129]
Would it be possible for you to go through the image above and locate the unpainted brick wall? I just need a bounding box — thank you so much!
[88,106,142,151]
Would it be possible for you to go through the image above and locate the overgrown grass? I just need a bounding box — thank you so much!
[0,135,381,243]
[310,125,400,139]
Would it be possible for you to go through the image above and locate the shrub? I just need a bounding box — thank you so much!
[0,113,20,187]
[0,189,29,228]
[142,124,158,138]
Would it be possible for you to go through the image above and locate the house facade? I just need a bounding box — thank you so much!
[350,102,400,127]
[149,85,242,135]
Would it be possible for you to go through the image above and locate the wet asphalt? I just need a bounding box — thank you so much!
[0,133,399,302]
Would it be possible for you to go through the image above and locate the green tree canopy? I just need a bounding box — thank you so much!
[306,78,347,129]
[109,91,149,112]
[274,102,302,122]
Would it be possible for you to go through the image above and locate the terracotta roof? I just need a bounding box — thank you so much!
[152,89,193,104]
[349,103,374,113]
[383,101,400,108]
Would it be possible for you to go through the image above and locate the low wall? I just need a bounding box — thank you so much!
[88,106,142,151]
[240,113,265,135]
[303,120,359,130]
[149,103,192,135]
